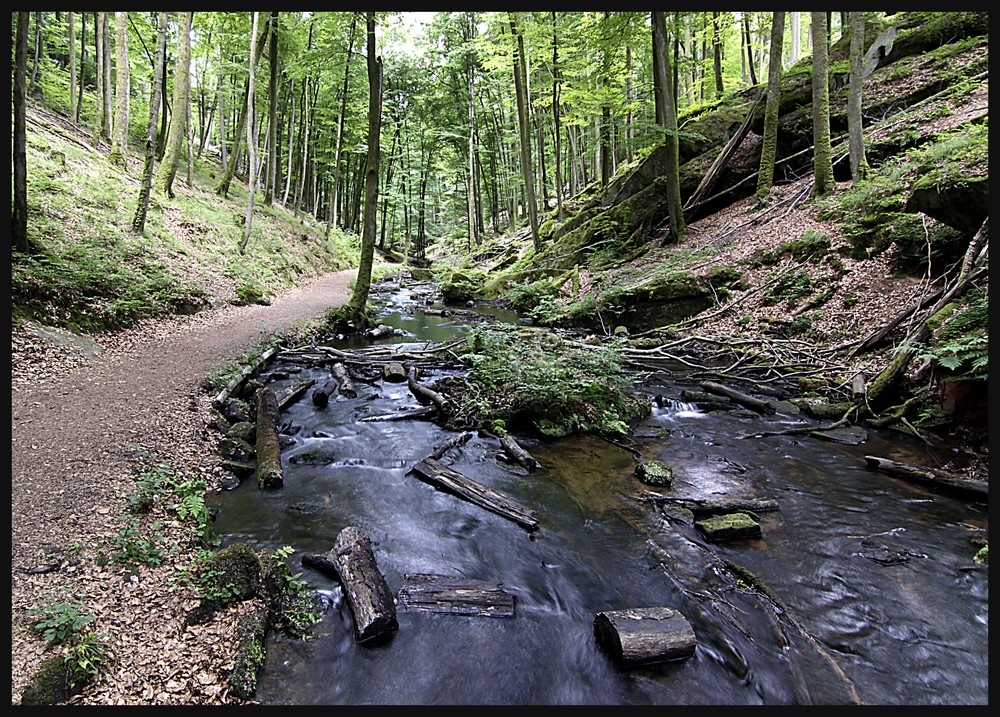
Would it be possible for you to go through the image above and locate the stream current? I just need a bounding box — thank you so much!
[207,276,988,705]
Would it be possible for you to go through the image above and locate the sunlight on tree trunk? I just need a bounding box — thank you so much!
[756,12,785,203]
[132,12,168,234]
[240,11,260,255]
[109,12,130,169]
[810,11,835,198]
[153,11,192,198]
[848,12,869,185]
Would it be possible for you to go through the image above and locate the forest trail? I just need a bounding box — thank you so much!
[11,267,358,704]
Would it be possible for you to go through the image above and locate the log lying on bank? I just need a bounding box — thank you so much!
[255,386,284,489]
[213,346,278,409]
[864,456,988,500]
[647,496,779,517]
[499,434,541,471]
[594,607,697,667]
[699,380,775,414]
[301,526,399,644]
[409,457,539,531]
[396,573,515,618]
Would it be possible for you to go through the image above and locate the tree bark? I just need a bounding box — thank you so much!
[347,12,382,320]
[651,11,685,243]
[68,13,77,123]
[864,456,988,500]
[254,385,284,489]
[699,380,774,414]
[594,607,697,667]
[109,12,130,169]
[302,526,399,644]
[397,573,515,618]
[509,12,540,252]
[848,12,868,185]
[756,11,785,202]
[239,11,260,254]
[13,12,30,254]
[264,12,279,205]
[811,11,836,197]
[153,11,193,198]
[499,434,541,471]
[132,12,168,234]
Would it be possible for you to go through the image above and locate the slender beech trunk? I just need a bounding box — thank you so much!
[509,12,540,251]
[13,12,30,253]
[153,11,192,198]
[68,13,77,122]
[264,12,279,205]
[133,12,168,234]
[109,12,130,168]
[810,11,835,197]
[652,11,685,243]
[239,12,260,254]
[743,14,759,85]
[550,12,563,220]
[712,11,724,97]
[756,11,784,202]
[848,12,868,185]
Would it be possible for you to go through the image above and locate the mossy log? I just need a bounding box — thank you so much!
[594,607,697,667]
[864,456,988,500]
[255,386,284,489]
[275,378,314,411]
[699,380,774,414]
[226,606,269,701]
[212,346,278,409]
[382,361,408,383]
[649,496,779,517]
[301,526,399,645]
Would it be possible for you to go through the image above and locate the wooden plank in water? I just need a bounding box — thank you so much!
[397,573,515,618]
[409,457,539,531]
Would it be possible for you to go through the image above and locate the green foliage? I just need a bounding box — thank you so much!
[104,516,168,569]
[64,632,112,688]
[268,546,323,638]
[25,599,95,644]
[448,324,649,437]
[917,290,989,381]
[973,545,988,564]
[761,268,814,308]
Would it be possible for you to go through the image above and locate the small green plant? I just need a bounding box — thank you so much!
[64,632,112,688]
[973,545,988,564]
[25,599,95,644]
[106,516,167,569]
[270,547,322,638]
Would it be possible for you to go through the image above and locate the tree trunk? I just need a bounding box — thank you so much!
[76,12,86,123]
[13,12,30,254]
[153,11,193,198]
[239,11,260,254]
[651,11,685,243]
[302,526,399,644]
[848,12,868,185]
[756,11,785,201]
[551,12,563,219]
[109,12,130,169]
[743,14,759,86]
[397,573,515,618]
[132,12,168,234]
[330,13,358,233]
[347,12,382,320]
[264,12,279,205]
[254,385,284,489]
[864,456,988,500]
[712,11,724,97]
[68,13,77,122]
[509,12,540,252]
[810,12,835,197]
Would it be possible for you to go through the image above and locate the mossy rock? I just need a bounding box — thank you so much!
[201,543,262,608]
[695,512,762,541]
[232,283,271,306]
[19,655,83,705]
[218,434,255,462]
[441,270,487,304]
[228,421,256,444]
[635,460,674,487]
[226,606,269,701]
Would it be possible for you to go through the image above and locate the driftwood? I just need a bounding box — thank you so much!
[499,434,541,471]
[407,367,452,415]
[255,386,284,489]
[368,324,395,339]
[213,346,278,409]
[864,456,988,500]
[851,373,867,403]
[594,607,697,667]
[409,457,539,531]
[396,573,515,618]
[311,378,339,408]
[382,361,408,383]
[429,431,474,460]
[301,526,398,644]
[646,495,779,517]
[699,380,774,414]
[275,379,314,411]
[359,406,437,422]
[331,362,358,398]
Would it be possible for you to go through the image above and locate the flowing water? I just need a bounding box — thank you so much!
[207,277,988,705]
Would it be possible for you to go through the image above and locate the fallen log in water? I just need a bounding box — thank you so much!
[699,380,775,414]
[644,495,779,517]
[312,378,339,408]
[275,379,314,412]
[382,361,408,383]
[864,456,988,500]
[396,573,515,618]
[594,607,697,667]
[255,386,284,489]
[331,362,358,398]
[499,434,541,471]
[409,457,538,531]
[359,406,437,422]
[407,367,452,416]
[428,431,475,460]
[301,526,398,644]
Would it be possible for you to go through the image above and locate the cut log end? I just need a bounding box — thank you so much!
[594,607,697,667]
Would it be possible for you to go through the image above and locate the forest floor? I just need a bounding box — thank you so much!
[10,176,987,707]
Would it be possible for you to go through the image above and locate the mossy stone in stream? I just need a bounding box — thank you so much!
[635,460,673,487]
[227,606,269,701]
[695,512,762,541]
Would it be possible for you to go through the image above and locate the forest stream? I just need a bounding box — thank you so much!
[206,275,988,706]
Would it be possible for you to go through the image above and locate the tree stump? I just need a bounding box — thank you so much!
[594,607,696,667]
[301,526,398,644]
[382,361,407,383]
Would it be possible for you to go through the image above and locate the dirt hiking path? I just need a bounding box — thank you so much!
[11,268,357,704]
